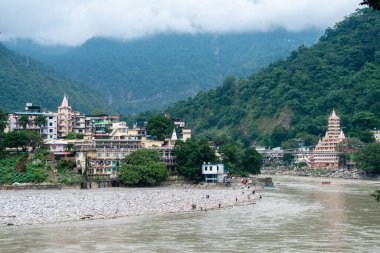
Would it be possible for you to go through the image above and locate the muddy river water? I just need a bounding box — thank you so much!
[0,176,379,253]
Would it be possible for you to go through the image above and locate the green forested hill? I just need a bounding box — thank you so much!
[167,8,380,147]
[5,30,321,113]
[0,43,114,114]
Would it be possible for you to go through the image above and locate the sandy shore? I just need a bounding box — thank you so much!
[0,186,259,226]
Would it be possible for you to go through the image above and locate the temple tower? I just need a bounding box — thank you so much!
[57,94,72,138]
[309,110,346,168]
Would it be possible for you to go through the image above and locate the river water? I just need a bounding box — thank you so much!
[0,176,379,253]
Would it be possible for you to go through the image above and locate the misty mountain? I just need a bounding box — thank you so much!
[0,43,114,114]
[5,30,322,113]
[166,8,380,146]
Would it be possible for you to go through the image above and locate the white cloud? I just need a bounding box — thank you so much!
[0,0,360,46]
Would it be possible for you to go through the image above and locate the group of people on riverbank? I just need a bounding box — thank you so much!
[191,186,262,212]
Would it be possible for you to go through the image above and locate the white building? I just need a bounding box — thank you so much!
[372,130,380,142]
[201,163,226,183]
[43,113,58,140]
[7,109,57,140]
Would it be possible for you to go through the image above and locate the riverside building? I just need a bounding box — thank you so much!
[309,110,346,168]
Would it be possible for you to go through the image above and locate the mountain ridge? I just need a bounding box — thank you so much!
[166,8,380,147]
[5,29,322,113]
[0,43,115,114]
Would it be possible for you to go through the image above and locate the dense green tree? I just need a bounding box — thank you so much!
[174,138,217,181]
[91,109,105,116]
[147,114,175,141]
[219,143,242,166]
[66,132,84,140]
[3,132,28,153]
[3,131,43,153]
[25,131,43,151]
[18,115,30,129]
[242,148,262,175]
[349,129,376,143]
[361,0,380,10]
[118,149,168,186]
[0,108,6,132]
[354,142,380,176]
[34,115,46,135]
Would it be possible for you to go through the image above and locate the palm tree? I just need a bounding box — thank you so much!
[18,115,30,129]
[35,115,46,136]
[371,190,380,202]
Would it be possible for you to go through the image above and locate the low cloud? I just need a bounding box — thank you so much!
[0,0,360,46]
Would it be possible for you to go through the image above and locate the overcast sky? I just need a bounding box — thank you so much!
[0,0,360,46]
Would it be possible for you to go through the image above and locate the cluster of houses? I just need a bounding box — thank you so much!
[5,96,379,182]
[5,95,194,178]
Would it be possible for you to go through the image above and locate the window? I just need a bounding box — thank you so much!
[97,153,102,158]
[49,116,53,119]
[49,129,53,133]
[49,123,53,126]
[106,153,110,157]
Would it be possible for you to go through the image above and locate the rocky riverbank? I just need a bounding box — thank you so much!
[262,167,365,179]
[0,186,259,227]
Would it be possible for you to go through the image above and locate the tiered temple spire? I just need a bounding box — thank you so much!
[309,110,346,168]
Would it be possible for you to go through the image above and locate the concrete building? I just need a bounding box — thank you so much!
[309,110,346,168]
[201,163,226,183]
[57,94,72,138]
[44,113,58,140]
[7,103,57,140]
[72,113,86,134]
[293,147,311,164]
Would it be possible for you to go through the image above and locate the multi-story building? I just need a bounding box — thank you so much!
[7,103,57,140]
[44,113,58,139]
[73,122,177,177]
[72,113,86,135]
[309,110,346,168]
[57,94,72,138]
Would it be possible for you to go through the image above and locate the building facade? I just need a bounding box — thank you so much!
[57,94,72,138]
[309,110,346,168]
[7,103,57,140]
[201,163,226,183]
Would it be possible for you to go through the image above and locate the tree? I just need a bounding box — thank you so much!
[147,114,175,141]
[3,131,28,153]
[18,115,30,129]
[349,129,376,143]
[35,115,46,136]
[174,138,217,182]
[25,131,43,151]
[360,0,380,10]
[118,149,168,186]
[354,142,380,176]
[91,109,105,116]
[0,108,6,132]
[242,148,262,175]
[66,132,84,140]
[3,131,42,153]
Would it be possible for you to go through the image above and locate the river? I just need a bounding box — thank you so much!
[0,176,379,253]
